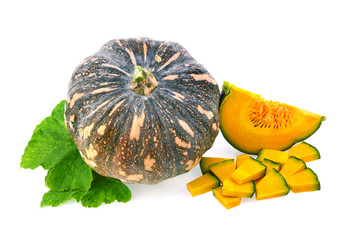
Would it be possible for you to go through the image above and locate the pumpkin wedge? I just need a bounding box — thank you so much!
[288,142,321,162]
[256,149,289,165]
[186,172,219,197]
[219,82,326,154]
[286,168,320,193]
[235,154,252,168]
[255,169,290,200]
[209,159,236,183]
[200,157,233,174]
[261,159,281,173]
[279,156,307,179]
[212,186,241,209]
[231,158,266,184]
[222,179,255,198]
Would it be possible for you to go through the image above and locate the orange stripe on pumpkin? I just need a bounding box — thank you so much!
[101,63,131,76]
[125,48,137,66]
[158,52,181,71]
[130,111,145,141]
[190,74,216,85]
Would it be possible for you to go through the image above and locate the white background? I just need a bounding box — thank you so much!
[1,0,350,239]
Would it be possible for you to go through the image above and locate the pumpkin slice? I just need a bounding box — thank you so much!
[219,82,326,154]
[286,168,320,193]
[212,186,241,209]
[209,159,236,183]
[231,158,266,184]
[200,157,233,174]
[255,169,290,200]
[279,156,307,179]
[254,159,281,185]
[288,142,321,162]
[262,159,281,173]
[222,179,255,198]
[186,172,219,197]
[235,154,252,168]
[256,149,289,165]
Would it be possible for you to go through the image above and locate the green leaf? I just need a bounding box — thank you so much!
[41,190,79,207]
[80,172,132,208]
[41,172,132,208]
[22,100,132,208]
[45,150,93,191]
[21,100,76,170]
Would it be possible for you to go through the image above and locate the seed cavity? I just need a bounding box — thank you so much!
[248,97,293,129]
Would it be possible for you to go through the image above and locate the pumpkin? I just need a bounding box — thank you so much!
[279,156,307,179]
[256,149,290,165]
[231,158,266,184]
[255,168,290,200]
[186,172,220,197]
[64,38,220,184]
[212,186,241,209]
[288,142,321,162]
[261,159,281,173]
[286,168,320,193]
[219,82,326,154]
[208,159,236,183]
[200,157,233,174]
[235,154,251,168]
[222,179,255,198]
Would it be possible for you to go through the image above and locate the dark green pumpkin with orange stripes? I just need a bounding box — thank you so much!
[64,38,220,184]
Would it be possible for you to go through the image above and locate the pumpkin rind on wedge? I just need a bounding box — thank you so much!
[64,38,220,184]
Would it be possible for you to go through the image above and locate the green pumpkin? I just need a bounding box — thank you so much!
[64,38,220,184]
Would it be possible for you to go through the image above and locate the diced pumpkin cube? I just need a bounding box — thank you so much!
[280,156,307,179]
[255,169,290,200]
[222,179,255,198]
[288,142,320,162]
[254,159,281,185]
[212,186,241,209]
[209,159,236,183]
[286,168,320,193]
[186,172,219,197]
[257,149,289,165]
[262,159,281,173]
[200,157,233,174]
[231,158,266,184]
[235,154,252,168]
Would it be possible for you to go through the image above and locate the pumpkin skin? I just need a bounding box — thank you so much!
[64,38,220,184]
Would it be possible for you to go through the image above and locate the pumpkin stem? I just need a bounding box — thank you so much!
[130,66,158,96]
[222,81,232,96]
